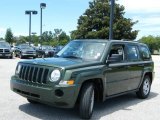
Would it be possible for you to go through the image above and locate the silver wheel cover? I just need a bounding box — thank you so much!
[143,78,150,95]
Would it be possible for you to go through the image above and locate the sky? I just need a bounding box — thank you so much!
[0,0,160,40]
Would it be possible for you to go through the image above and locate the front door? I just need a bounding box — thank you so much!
[104,43,130,96]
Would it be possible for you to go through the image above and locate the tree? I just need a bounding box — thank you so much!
[41,31,54,42]
[0,38,4,40]
[5,28,14,44]
[71,0,138,40]
[139,35,160,54]
[40,29,70,46]
[59,32,70,41]
[54,29,62,37]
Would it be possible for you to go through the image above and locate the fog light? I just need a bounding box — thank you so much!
[55,89,64,97]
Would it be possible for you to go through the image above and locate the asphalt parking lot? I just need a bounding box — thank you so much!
[0,56,160,120]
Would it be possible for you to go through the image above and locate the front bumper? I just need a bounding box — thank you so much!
[22,53,36,57]
[10,78,80,108]
[0,53,12,57]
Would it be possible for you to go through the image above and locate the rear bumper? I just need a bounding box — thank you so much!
[10,78,80,108]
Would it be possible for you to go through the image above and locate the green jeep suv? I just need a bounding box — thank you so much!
[10,40,154,119]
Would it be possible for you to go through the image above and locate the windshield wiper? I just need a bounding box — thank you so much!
[63,55,82,59]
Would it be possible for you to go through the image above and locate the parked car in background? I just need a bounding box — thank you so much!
[36,45,55,58]
[0,41,13,59]
[53,45,63,54]
[14,44,36,59]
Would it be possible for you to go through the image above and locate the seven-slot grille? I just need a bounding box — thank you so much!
[18,64,49,84]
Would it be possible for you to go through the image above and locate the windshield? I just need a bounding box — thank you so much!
[19,45,34,50]
[0,42,10,48]
[42,46,53,50]
[57,41,107,61]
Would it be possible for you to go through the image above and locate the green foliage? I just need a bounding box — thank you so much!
[40,29,70,46]
[71,0,138,40]
[139,35,160,54]
[0,38,4,40]
[5,28,14,44]
[41,31,54,42]
[13,29,70,47]
[54,29,62,38]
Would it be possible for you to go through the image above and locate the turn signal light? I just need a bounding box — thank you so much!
[67,80,74,85]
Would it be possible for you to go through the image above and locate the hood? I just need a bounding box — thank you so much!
[21,48,35,52]
[20,57,102,69]
[0,47,10,49]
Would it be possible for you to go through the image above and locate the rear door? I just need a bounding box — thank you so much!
[125,44,143,90]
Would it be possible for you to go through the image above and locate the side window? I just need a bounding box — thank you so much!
[127,45,139,61]
[108,44,125,63]
[139,45,151,60]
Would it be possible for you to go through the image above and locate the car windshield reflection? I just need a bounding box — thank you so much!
[57,40,107,61]
[0,42,10,48]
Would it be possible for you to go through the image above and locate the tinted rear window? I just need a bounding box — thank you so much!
[139,45,151,60]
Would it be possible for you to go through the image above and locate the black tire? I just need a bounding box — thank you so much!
[41,54,45,58]
[79,83,95,119]
[19,54,23,59]
[27,99,38,104]
[15,53,17,57]
[9,54,13,59]
[136,75,151,99]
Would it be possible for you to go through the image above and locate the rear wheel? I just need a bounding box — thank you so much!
[79,83,95,119]
[136,75,151,99]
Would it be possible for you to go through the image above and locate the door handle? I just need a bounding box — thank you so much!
[106,68,112,70]
[138,64,144,67]
[125,65,131,68]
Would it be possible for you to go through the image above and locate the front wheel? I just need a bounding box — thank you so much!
[136,75,151,99]
[19,53,23,59]
[79,83,95,119]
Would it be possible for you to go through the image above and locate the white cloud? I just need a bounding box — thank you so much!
[13,32,28,37]
[117,0,160,38]
[118,0,160,13]
[131,15,160,27]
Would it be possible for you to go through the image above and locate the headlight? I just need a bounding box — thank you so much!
[22,50,26,53]
[50,69,61,82]
[45,51,48,54]
[15,64,21,74]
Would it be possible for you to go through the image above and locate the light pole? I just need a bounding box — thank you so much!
[40,3,46,45]
[25,10,38,45]
[109,0,115,40]
[31,32,37,46]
